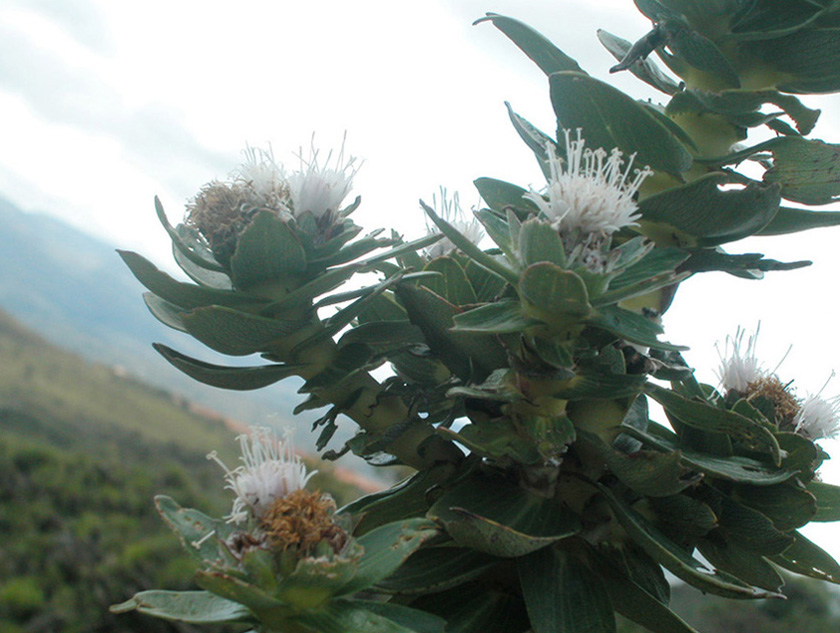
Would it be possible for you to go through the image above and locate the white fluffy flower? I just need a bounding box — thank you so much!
[794,375,840,441]
[715,326,766,393]
[425,188,484,259]
[209,427,315,524]
[287,139,359,219]
[524,129,651,236]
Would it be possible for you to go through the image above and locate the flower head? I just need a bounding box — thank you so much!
[524,129,651,237]
[794,374,840,441]
[716,325,767,394]
[287,137,359,219]
[232,145,291,214]
[425,188,484,259]
[209,427,315,524]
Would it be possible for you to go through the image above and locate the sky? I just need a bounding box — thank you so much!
[2,0,840,557]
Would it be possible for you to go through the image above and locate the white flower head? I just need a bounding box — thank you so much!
[524,129,651,236]
[425,187,484,259]
[794,373,840,441]
[209,426,315,524]
[715,325,767,394]
[287,135,359,219]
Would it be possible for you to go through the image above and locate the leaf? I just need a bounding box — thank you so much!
[119,250,265,310]
[592,479,781,599]
[262,264,362,316]
[746,28,840,93]
[452,301,541,334]
[549,72,693,175]
[154,197,226,272]
[696,538,784,592]
[505,103,558,180]
[732,483,817,531]
[110,591,255,624]
[143,293,187,332]
[411,586,529,633]
[519,262,591,320]
[587,306,685,351]
[464,260,507,302]
[475,13,585,75]
[337,518,440,595]
[518,218,566,267]
[645,383,781,463]
[638,172,781,246]
[423,257,478,305]
[518,546,616,633]
[661,20,741,89]
[757,206,840,235]
[474,177,539,216]
[762,136,840,204]
[428,472,580,557]
[377,547,499,595]
[597,29,680,96]
[355,601,448,633]
[182,306,307,356]
[807,481,840,522]
[230,210,307,289]
[154,344,301,390]
[154,496,235,564]
[771,531,840,584]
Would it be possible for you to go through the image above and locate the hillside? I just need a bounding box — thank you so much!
[0,309,365,633]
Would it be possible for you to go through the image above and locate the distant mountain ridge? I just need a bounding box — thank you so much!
[0,195,357,456]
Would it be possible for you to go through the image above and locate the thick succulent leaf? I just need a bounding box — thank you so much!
[474,177,538,217]
[757,206,840,235]
[592,480,781,599]
[473,209,516,259]
[661,20,741,88]
[475,13,585,75]
[638,172,781,247]
[153,344,301,390]
[195,571,292,618]
[645,383,781,463]
[337,518,440,595]
[337,321,425,354]
[807,481,840,521]
[154,496,235,565]
[439,419,542,464]
[763,136,840,204]
[771,531,840,584]
[549,72,693,175]
[423,257,478,305]
[351,601,447,633]
[518,546,616,633]
[229,211,307,289]
[678,247,810,276]
[518,218,566,267]
[181,306,307,356]
[623,424,797,485]
[262,264,362,317]
[587,306,685,351]
[452,300,541,334]
[747,28,840,93]
[464,260,507,302]
[732,483,817,531]
[505,103,558,180]
[411,586,530,633]
[119,250,266,310]
[172,245,232,290]
[377,547,499,595]
[597,29,680,95]
[608,247,688,290]
[110,591,255,624]
[143,293,187,332]
[428,472,580,557]
[587,550,700,633]
[698,538,784,592]
[681,89,820,135]
[155,197,226,273]
[519,262,591,320]
[713,493,794,555]
[730,0,828,38]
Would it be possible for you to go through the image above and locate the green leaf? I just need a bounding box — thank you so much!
[763,137,840,204]
[696,538,784,592]
[731,1,826,39]
[439,419,541,464]
[549,72,693,175]
[757,206,840,235]
[423,257,478,305]
[337,518,440,595]
[588,306,685,351]
[505,102,558,180]
[411,586,529,633]
[592,479,781,599]
[377,547,499,595]
[230,211,307,289]
[474,177,538,217]
[732,483,817,531]
[518,218,566,267]
[195,571,292,619]
[262,264,362,317]
[181,306,307,356]
[143,293,187,332]
[678,247,810,276]
[746,28,840,93]
[110,591,255,624]
[597,29,680,95]
[464,260,507,302]
[519,262,591,320]
[428,472,580,557]
[355,601,447,633]
[645,383,781,462]
[661,20,741,89]
[475,13,585,75]
[518,546,616,633]
[807,481,840,522]
[153,344,301,390]
[154,496,235,564]
[608,247,688,290]
[452,301,541,334]
[771,531,840,584]
[155,197,226,272]
[638,172,781,246]
[119,250,266,310]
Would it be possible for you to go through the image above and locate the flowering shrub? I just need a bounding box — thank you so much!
[114,2,840,632]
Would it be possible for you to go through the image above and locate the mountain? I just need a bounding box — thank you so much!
[0,195,359,457]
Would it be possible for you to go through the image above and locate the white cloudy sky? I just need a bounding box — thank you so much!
[3,0,840,553]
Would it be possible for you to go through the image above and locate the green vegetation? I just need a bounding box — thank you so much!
[0,309,363,632]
